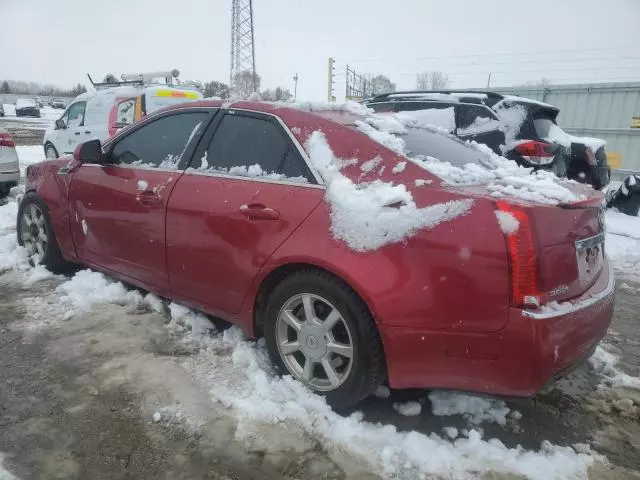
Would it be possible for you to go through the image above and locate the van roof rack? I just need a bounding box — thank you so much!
[87,74,144,90]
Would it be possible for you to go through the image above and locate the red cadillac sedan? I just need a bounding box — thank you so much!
[18,100,614,409]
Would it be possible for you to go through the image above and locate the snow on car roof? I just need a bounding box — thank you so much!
[495,95,558,111]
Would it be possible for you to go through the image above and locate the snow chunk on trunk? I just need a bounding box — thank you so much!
[305,131,473,252]
[495,210,519,234]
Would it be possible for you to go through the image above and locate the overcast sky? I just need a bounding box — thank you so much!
[2,0,640,100]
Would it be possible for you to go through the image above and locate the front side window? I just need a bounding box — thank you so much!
[191,113,314,183]
[67,101,87,127]
[110,112,208,169]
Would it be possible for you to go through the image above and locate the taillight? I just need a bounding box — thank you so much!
[514,141,554,166]
[0,133,15,148]
[496,201,542,309]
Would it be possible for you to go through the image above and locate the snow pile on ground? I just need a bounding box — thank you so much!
[392,401,422,416]
[56,269,143,314]
[0,453,18,480]
[167,302,217,337]
[605,210,640,282]
[180,327,594,480]
[589,346,640,390]
[15,145,47,177]
[428,391,514,427]
[305,130,474,251]
[494,210,519,234]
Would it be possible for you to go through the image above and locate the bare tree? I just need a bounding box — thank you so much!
[204,80,230,99]
[232,70,261,98]
[261,86,293,102]
[415,71,450,90]
[369,74,396,95]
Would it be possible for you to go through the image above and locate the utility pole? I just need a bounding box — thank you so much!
[293,73,299,100]
[327,58,336,102]
[486,72,492,88]
[230,0,257,95]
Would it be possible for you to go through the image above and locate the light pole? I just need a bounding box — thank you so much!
[293,73,299,100]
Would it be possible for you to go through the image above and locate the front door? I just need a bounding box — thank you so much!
[61,101,88,155]
[68,110,211,290]
[166,110,323,316]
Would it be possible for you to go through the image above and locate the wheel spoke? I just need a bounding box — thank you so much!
[279,341,300,355]
[36,216,45,228]
[301,294,315,323]
[35,241,44,257]
[302,357,314,381]
[23,214,32,227]
[322,308,341,332]
[29,205,38,223]
[321,358,340,387]
[22,232,32,241]
[38,231,47,242]
[327,340,353,359]
[281,310,302,332]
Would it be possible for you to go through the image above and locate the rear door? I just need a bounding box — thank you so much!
[455,104,505,154]
[166,110,324,316]
[68,109,211,290]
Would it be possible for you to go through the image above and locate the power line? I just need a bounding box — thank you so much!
[337,45,638,64]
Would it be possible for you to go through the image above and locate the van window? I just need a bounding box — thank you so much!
[116,98,136,125]
[67,101,86,127]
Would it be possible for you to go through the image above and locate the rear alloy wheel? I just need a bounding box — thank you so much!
[276,293,354,391]
[45,143,59,160]
[17,193,72,273]
[264,270,385,409]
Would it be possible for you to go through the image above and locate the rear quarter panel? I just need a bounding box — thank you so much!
[249,189,510,334]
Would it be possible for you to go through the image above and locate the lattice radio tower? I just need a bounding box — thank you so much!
[230,0,257,94]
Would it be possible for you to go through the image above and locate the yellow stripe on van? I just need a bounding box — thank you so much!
[154,89,200,99]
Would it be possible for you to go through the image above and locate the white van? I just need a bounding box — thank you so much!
[43,78,202,159]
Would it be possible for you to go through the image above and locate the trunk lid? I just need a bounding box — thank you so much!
[528,193,605,303]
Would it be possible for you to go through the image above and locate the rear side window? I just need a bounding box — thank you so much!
[110,112,208,169]
[191,113,314,183]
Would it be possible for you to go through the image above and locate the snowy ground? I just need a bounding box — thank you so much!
[0,105,58,146]
[1,148,639,479]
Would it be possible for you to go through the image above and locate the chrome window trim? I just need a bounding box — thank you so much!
[523,257,615,320]
[183,169,325,189]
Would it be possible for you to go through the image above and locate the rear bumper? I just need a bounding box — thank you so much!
[380,259,615,396]
[0,170,20,185]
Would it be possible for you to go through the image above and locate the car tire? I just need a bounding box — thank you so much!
[17,192,72,273]
[264,269,386,410]
[45,143,59,160]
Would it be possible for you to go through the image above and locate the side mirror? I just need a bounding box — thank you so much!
[55,118,66,129]
[74,139,103,164]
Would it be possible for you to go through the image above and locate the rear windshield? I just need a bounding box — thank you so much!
[402,127,490,166]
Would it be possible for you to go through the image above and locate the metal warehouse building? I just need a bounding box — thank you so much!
[493,82,640,177]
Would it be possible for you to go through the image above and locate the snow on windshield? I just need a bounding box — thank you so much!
[305,130,473,251]
[457,115,502,136]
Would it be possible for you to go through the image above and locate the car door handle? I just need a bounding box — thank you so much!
[74,132,81,135]
[238,203,280,220]
[84,130,91,134]
[136,190,161,206]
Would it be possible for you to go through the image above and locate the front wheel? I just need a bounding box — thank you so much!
[17,193,72,273]
[45,143,59,160]
[264,270,385,409]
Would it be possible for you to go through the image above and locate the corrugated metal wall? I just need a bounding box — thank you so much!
[493,82,640,174]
